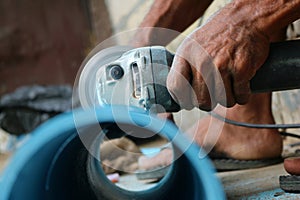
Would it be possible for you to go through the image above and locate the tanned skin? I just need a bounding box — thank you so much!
[135,0,300,175]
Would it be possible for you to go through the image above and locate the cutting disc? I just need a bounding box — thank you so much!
[77,45,132,108]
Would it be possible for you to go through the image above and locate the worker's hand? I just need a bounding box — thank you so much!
[167,4,270,111]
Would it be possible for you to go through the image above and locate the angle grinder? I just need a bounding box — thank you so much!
[78,40,300,112]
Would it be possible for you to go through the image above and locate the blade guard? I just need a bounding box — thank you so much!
[78,46,132,109]
[95,46,179,112]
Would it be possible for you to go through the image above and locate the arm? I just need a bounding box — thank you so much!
[167,0,300,110]
[133,0,213,46]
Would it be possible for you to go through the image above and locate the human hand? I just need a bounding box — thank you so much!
[167,4,270,111]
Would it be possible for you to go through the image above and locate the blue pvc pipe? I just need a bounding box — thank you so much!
[0,106,225,200]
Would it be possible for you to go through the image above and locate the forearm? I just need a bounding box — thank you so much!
[224,0,300,40]
[135,0,212,46]
[140,0,212,32]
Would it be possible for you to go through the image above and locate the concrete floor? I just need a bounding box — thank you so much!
[219,164,300,199]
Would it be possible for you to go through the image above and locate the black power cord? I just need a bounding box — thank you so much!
[210,112,300,139]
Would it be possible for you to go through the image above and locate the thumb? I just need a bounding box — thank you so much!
[167,55,196,110]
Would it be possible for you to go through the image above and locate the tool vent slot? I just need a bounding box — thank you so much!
[131,62,141,98]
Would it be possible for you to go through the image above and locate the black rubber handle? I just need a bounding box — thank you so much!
[250,40,300,92]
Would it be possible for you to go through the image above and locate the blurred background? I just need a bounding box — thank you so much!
[0,0,154,96]
[1,0,300,166]
[0,0,153,165]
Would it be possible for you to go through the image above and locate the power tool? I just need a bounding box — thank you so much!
[78,40,300,112]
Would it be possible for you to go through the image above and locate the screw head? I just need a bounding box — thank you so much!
[110,65,124,80]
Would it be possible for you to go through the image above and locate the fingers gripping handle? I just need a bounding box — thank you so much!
[164,40,300,112]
